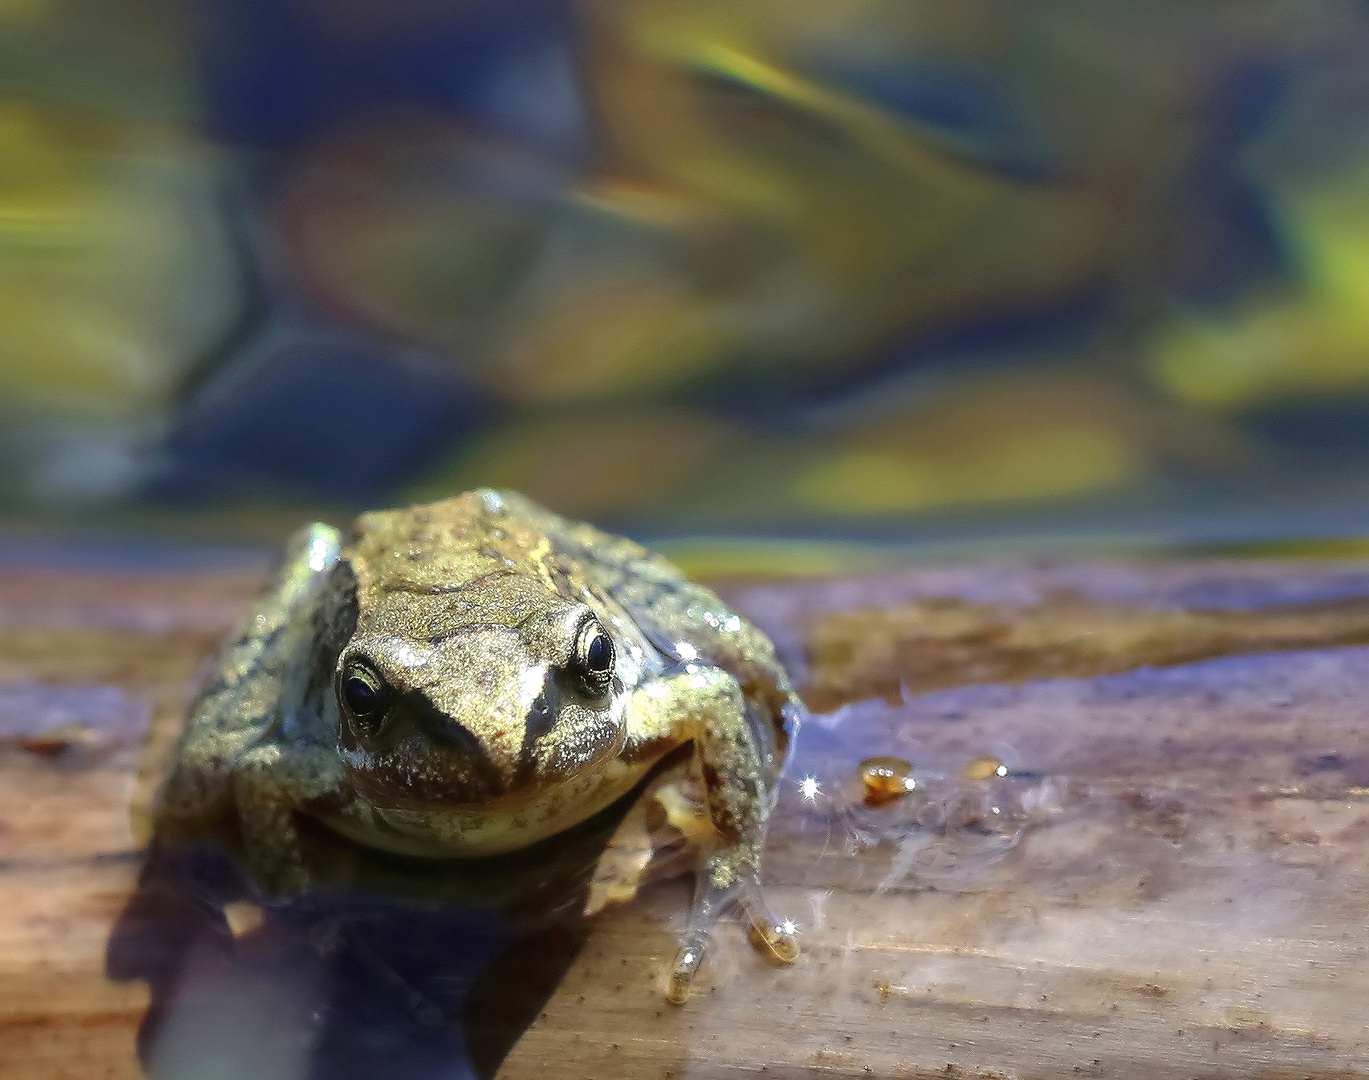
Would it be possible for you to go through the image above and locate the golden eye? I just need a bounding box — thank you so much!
[341,660,391,726]
[573,619,615,696]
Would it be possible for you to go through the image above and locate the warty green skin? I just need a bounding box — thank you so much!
[156,488,803,999]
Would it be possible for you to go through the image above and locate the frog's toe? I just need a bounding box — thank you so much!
[665,868,733,1004]
[667,933,708,1005]
[665,862,798,1004]
[746,918,799,964]
[737,879,799,965]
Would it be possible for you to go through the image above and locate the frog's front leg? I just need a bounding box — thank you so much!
[625,666,798,1004]
[232,741,341,897]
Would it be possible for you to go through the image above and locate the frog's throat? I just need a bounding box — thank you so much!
[330,759,656,858]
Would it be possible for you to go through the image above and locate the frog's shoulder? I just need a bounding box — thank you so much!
[160,522,346,824]
[489,490,801,730]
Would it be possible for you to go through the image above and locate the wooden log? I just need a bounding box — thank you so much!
[0,567,259,1080]
[6,558,1369,1078]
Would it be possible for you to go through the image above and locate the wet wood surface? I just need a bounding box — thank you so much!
[0,566,262,1080]
[5,556,1369,1078]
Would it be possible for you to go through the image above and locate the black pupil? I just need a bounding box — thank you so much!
[344,674,381,716]
[586,632,612,672]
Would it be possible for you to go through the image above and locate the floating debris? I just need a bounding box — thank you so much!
[17,722,102,757]
[858,756,916,806]
[962,755,1009,781]
[222,901,266,939]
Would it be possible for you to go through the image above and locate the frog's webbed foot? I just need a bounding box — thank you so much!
[625,664,799,1003]
[667,852,798,1005]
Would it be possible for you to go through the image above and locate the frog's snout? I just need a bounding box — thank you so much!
[338,686,525,809]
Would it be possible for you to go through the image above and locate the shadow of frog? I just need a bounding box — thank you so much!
[105,794,645,1080]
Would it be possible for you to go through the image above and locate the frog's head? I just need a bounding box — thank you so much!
[329,497,628,818]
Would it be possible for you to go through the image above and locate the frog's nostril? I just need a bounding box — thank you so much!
[524,693,554,740]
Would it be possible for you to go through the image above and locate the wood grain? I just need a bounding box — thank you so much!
[0,568,253,1080]
[4,558,1369,1078]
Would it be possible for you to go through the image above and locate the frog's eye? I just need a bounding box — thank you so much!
[572,618,615,697]
[340,660,391,727]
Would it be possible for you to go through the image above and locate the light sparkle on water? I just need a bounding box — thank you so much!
[799,775,821,801]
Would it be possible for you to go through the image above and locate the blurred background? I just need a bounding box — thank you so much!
[6,0,1369,566]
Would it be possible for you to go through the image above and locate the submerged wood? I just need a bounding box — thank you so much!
[3,558,1369,1078]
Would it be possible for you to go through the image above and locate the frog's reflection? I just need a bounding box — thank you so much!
[107,796,641,1080]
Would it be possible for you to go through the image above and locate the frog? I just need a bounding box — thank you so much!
[155,488,802,1003]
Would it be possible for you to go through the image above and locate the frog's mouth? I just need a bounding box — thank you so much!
[339,746,623,825]
[341,735,506,811]
[358,766,639,857]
